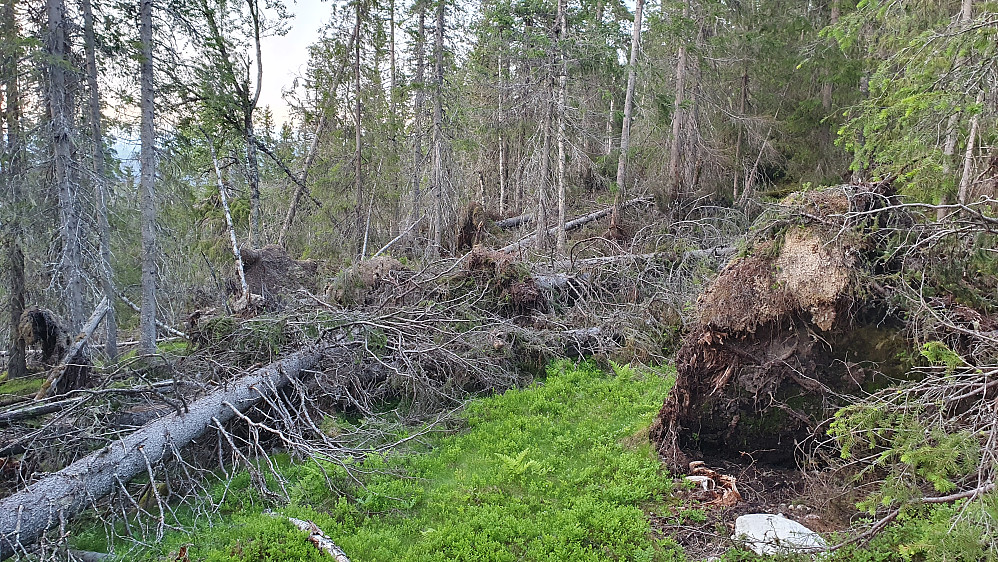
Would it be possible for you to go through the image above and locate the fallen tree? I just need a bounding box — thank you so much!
[0,346,323,560]
[34,298,108,399]
[499,197,651,253]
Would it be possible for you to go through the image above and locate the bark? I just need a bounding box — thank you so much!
[48,0,84,332]
[139,0,158,355]
[732,66,747,200]
[2,0,27,380]
[555,0,569,255]
[496,213,534,229]
[957,91,984,205]
[939,0,974,218]
[431,0,445,255]
[207,135,250,302]
[535,85,553,251]
[34,298,108,399]
[667,0,689,205]
[354,1,364,257]
[502,197,651,253]
[266,512,352,562]
[410,3,426,227]
[614,0,643,201]
[82,0,117,360]
[246,0,264,246]
[277,27,358,247]
[118,293,185,338]
[0,347,323,561]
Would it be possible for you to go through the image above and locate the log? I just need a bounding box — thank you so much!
[495,213,533,229]
[35,298,108,399]
[0,346,323,561]
[545,246,737,271]
[499,197,651,253]
[266,511,351,561]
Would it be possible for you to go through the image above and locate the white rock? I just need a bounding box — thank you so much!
[732,513,826,556]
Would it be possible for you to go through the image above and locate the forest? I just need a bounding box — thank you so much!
[1,0,997,559]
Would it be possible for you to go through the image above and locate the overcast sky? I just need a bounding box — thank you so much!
[258,0,331,126]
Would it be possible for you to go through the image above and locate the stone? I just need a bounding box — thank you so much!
[732,513,826,556]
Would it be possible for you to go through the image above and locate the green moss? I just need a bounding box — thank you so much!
[0,376,46,396]
[96,361,685,562]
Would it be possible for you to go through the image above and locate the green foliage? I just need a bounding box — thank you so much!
[919,341,964,372]
[0,376,46,396]
[104,360,683,561]
[829,402,980,501]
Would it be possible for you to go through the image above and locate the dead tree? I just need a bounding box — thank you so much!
[0,346,323,561]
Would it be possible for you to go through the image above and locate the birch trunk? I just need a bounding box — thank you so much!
[48,0,84,332]
[139,0,158,355]
[941,0,975,216]
[207,136,250,302]
[82,0,117,359]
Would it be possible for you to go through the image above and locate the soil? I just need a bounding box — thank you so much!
[234,245,320,298]
[651,458,857,561]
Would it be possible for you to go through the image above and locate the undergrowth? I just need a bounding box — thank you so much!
[79,360,683,561]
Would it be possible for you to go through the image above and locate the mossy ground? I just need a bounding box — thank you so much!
[77,360,683,561]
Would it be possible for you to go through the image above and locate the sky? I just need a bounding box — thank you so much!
[258,0,332,126]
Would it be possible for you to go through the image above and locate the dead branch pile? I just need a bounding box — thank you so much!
[0,200,748,558]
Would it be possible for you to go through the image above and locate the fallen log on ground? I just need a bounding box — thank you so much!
[0,346,323,561]
[495,213,533,229]
[499,197,651,253]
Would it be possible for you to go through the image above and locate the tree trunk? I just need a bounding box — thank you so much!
[34,298,108,399]
[277,28,358,248]
[431,0,445,255]
[940,0,975,218]
[139,0,158,355]
[555,0,569,255]
[732,66,747,201]
[207,136,250,302]
[410,3,426,228]
[47,0,84,332]
[2,0,27,380]
[81,0,117,360]
[535,85,553,252]
[615,0,643,201]
[957,91,984,205]
[0,348,323,561]
[246,0,265,246]
[667,0,689,206]
[503,197,650,253]
[354,2,364,257]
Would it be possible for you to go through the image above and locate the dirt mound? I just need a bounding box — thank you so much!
[326,257,409,305]
[650,184,904,469]
[233,245,319,298]
[463,248,545,314]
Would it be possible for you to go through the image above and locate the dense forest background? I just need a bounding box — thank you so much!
[2,0,994,351]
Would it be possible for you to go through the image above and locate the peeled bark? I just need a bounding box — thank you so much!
[207,135,250,303]
[0,347,323,561]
